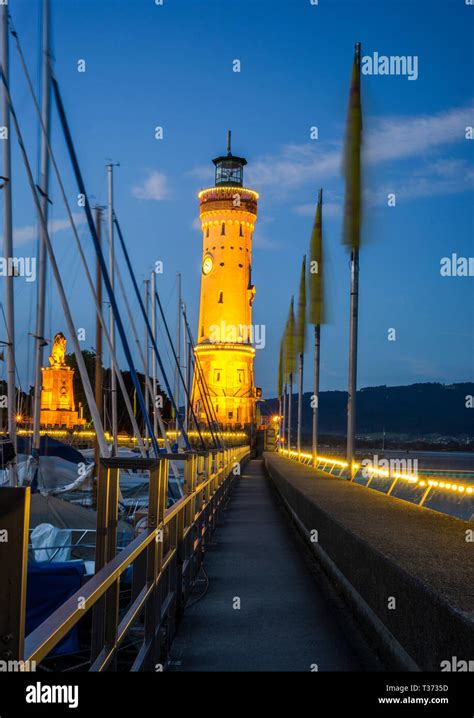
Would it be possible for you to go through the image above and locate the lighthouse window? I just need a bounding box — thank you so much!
[239,224,243,237]
[238,263,243,268]
[214,370,221,382]
[221,223,225,235]
[237,369,244,383]
[220,262,224,266]
[218,291,223,303]
[206,227,210,237]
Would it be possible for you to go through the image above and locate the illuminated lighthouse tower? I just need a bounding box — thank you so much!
[193,132,259,429]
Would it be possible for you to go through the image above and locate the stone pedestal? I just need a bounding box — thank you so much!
[40,366,85,428]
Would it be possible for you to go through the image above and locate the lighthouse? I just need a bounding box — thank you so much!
[193,132,259,430]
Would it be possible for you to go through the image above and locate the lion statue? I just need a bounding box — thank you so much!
[49,332,67,367]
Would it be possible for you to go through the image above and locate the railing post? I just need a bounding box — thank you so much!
[0,487,30,664]
[418,484,432,507]
[184,454,197,525]
[204,452,212,504]
[103,467,120,669]
[178,454,195,609]
[91,462,110,662]
[143,459,165,670]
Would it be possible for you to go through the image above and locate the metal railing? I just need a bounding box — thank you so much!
[2,446,249,670]
[278,448,474,509]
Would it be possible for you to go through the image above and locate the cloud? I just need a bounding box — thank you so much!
[364,158,474,206]
[3,213,87,247]
[186,164,214,183]
[246,142,341,192]
[293,201,342,218]
[210,103,474,196]
[364,106,474,164]
[131,171,169,200]
[252,217,280,250]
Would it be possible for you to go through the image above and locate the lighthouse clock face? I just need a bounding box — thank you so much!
[202,254,213,275]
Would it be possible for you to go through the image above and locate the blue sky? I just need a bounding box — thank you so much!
[2,0,474,400]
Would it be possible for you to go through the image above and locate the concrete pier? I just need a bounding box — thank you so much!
[264,452,474,671]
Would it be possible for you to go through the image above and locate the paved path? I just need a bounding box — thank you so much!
[170,459,375,671]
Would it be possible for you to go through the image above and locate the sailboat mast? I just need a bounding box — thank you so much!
[175,271,181,439]
[32,0,51,454]
[144,278,150,447]
[182,300,188,432]
[150,269,158,441]
[1,5,17,479]
[107,162,118,455]
[94,206,103,474]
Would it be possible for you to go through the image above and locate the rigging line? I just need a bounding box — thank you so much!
[113,214,191,452]
[190,349,221,448]
[0,66,109,456]
[185,313,228,450]
[182,311,222,449]
[184,333,218,447]
[153,289,206,450]
[112,249,181,478]
[182,314,219,449]
[8,27,146,457]
[50,75,158,455]
[0,302,22,402]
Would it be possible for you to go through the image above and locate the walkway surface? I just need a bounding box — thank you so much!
[170,459,375,671]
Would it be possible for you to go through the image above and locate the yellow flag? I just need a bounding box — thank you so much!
[284,296,296,380]
[277,333,284,397]
[308,189,324,325]
[342,42,362,250]
[295,255,306,355]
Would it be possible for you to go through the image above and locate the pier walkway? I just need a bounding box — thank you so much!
[169,459,377,671]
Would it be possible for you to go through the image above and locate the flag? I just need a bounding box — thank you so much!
[296,255,306,355]
[308,189,324,325]
[342,42,362,250]
[277,333,284,398]
[283,296,296,380]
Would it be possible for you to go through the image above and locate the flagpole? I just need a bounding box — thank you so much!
[345,42,362,480]
[281,383,287,450]
[287,373,292,451]
[347,246,359,477]
[278,394,282,446]
[312,323,320,466]
[297,353,303,457]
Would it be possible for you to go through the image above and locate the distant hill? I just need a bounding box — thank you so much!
[261,383,474,439]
